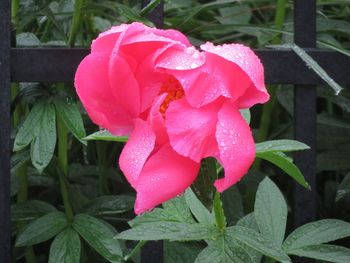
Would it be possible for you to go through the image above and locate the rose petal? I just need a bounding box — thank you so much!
[119,119,156,188]
[166,98,220,162]
[201,42,269,108]
[74,52,133,135]
[214,102,256,192]
[134,143,200,214]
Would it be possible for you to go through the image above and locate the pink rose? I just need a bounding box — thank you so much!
[75,22,269,214]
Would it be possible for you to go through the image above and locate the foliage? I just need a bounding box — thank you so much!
[10,0,350,262]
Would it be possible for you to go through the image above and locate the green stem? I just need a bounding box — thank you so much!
[124,240,146,262]
[254,0,287,170]
[11,0,19,24]
[213,192,226,231]
[57,114,74,222]
[67,0,85,47]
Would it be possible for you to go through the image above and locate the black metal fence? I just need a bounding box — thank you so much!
[1,0,350,262]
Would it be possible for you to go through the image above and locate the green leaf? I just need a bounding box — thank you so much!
[130,195,195,227]
[236,213,263,263]
[271,43,343,95]
[80,195,134,216]
[287,244,350,263]
[228,226,291,263]
[191,157,217,208]
[283,219,350,252]
[140,0,161,16]
[11,200,57,222]
[213,192,227,230]
[16,32,40,46]
[49,227,81,263]
[116,222,220,241]
[11,150,30,175]
[72,214,123,262]
[240,109,251,124]
[256,140,310,153]
[221,185,244,226]
[164,241,202,263]
[83,130,128,142]
[30,102,56,173]
[14,102,44,151]
[54,99,86,143]
[16,212,68,246]
[162,194,196,223]
[195,234,253,263]
[256,151,310,189]
[336,173,350,201]
[184,188,214,225]
[254,177,287,246]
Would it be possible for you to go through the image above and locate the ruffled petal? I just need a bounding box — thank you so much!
[165,98,220,162]
[108,54,141,117]
[135,144,200,214]
[201,42,269,108]
[119,119,156,188]
[214,102,255,192]
[74,52,133,135]
[91,24,129,53]
[148,94,169,146]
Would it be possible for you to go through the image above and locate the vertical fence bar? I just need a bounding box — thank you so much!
[140,1,164,263]
[0,0,12,263]
[293,0,317,232]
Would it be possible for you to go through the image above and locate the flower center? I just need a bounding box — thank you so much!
[159,77,184,117]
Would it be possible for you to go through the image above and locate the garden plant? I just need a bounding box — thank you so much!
[8,0,350,262]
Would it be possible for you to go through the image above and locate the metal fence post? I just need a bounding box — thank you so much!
[0,0,12,262]
[293,0,317,245]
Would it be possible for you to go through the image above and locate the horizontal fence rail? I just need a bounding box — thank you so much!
[11,48,350,85]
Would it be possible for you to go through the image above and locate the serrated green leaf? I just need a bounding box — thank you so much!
[287,244,350,263]
[162,194,196,223]
[164,241,202,263]
[54,99,86,144]
[195,234,253,263]
[72,214,123,262]
[116,222,220,241]
[11,200,57,222]
[14,102,44,151]
[130,195,195,227]
[255,177,287,246]
[83,130,128,142]
[129,208,175,227]
[185,188,214,225]
[49,227,81,263]
[256,151,310,189]
[227,226,291,263]
[30,102,56,173]
[283,219,350,252]
[236,213,263,263]
[80,195,134,216]
[256,140,309,153]
[16,212,67,246]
